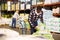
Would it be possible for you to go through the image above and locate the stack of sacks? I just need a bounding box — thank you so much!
[44,0,52,4]
[26,0,30,2]
[16,3,19,11]
[0,6,1,10]
[24,14,30,29]
[0,18,6,25]
[20,14,25,17]
[9,18,12,26]
[0,18,12,25]
[52,7,60,13]
[11,4,15,11]
[37,0,44,4]
[32,0,36,5]
[52,0,60,3]
[5,3,8,10]
[46,18,60,33]
[7,1,11,11]
[56,7,60,13]
[42,8,53,24]
[26,4,31,9]
[25,14,29,19]
[20,0,25,2]
[20,3,25,10]
[52,7,57,13]
[44,0,60,4]
[4,18,11,25]
[2,4,5,10]
[0,18,3,25]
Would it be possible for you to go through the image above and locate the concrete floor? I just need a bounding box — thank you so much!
[0,25,30,35]
[1,25,60,40]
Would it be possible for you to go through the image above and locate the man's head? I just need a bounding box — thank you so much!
[36,6,42,13]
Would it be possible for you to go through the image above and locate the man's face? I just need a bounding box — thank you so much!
[37,9,41,13]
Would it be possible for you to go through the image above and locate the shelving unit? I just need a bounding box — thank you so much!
[43,2,60,17]
[0,0,32,18]
[0,0,60,17]
[32,2,60,17]
[32,2,60,7]
[32,0,44,8]
[32,4,43,8]
[0,0,31,12]
[44,2,60,6]
[53,13,60,17]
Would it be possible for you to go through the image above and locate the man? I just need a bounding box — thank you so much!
[28,6,43,34]
[12,11,19,28]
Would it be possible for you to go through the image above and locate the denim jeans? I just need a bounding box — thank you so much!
[12,18,16,28]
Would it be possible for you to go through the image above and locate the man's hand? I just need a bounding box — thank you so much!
[35,26,38,29]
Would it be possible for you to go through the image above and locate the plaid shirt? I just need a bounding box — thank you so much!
[28,9,43,27]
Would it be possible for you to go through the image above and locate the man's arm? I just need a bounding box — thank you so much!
[28,12,34,27]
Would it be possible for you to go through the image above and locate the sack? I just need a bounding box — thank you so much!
[24,19,30,30]
[36,23,46,31]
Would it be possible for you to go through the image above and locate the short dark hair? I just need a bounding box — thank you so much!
[37,6,42,10]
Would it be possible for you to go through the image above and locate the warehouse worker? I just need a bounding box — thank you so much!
[11,11,19,28]
[28,6,43,34]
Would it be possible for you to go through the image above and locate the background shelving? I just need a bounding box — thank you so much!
[0,0,60,17]
[31,0,60,17]
[53,13,60,17]
[44,2,60,7]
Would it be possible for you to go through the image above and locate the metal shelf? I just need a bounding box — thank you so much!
[44,2,60,7]
[53,13,60,17]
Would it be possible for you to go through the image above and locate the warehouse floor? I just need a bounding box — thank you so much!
[0,25,30,35]
[1,25,60,40]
